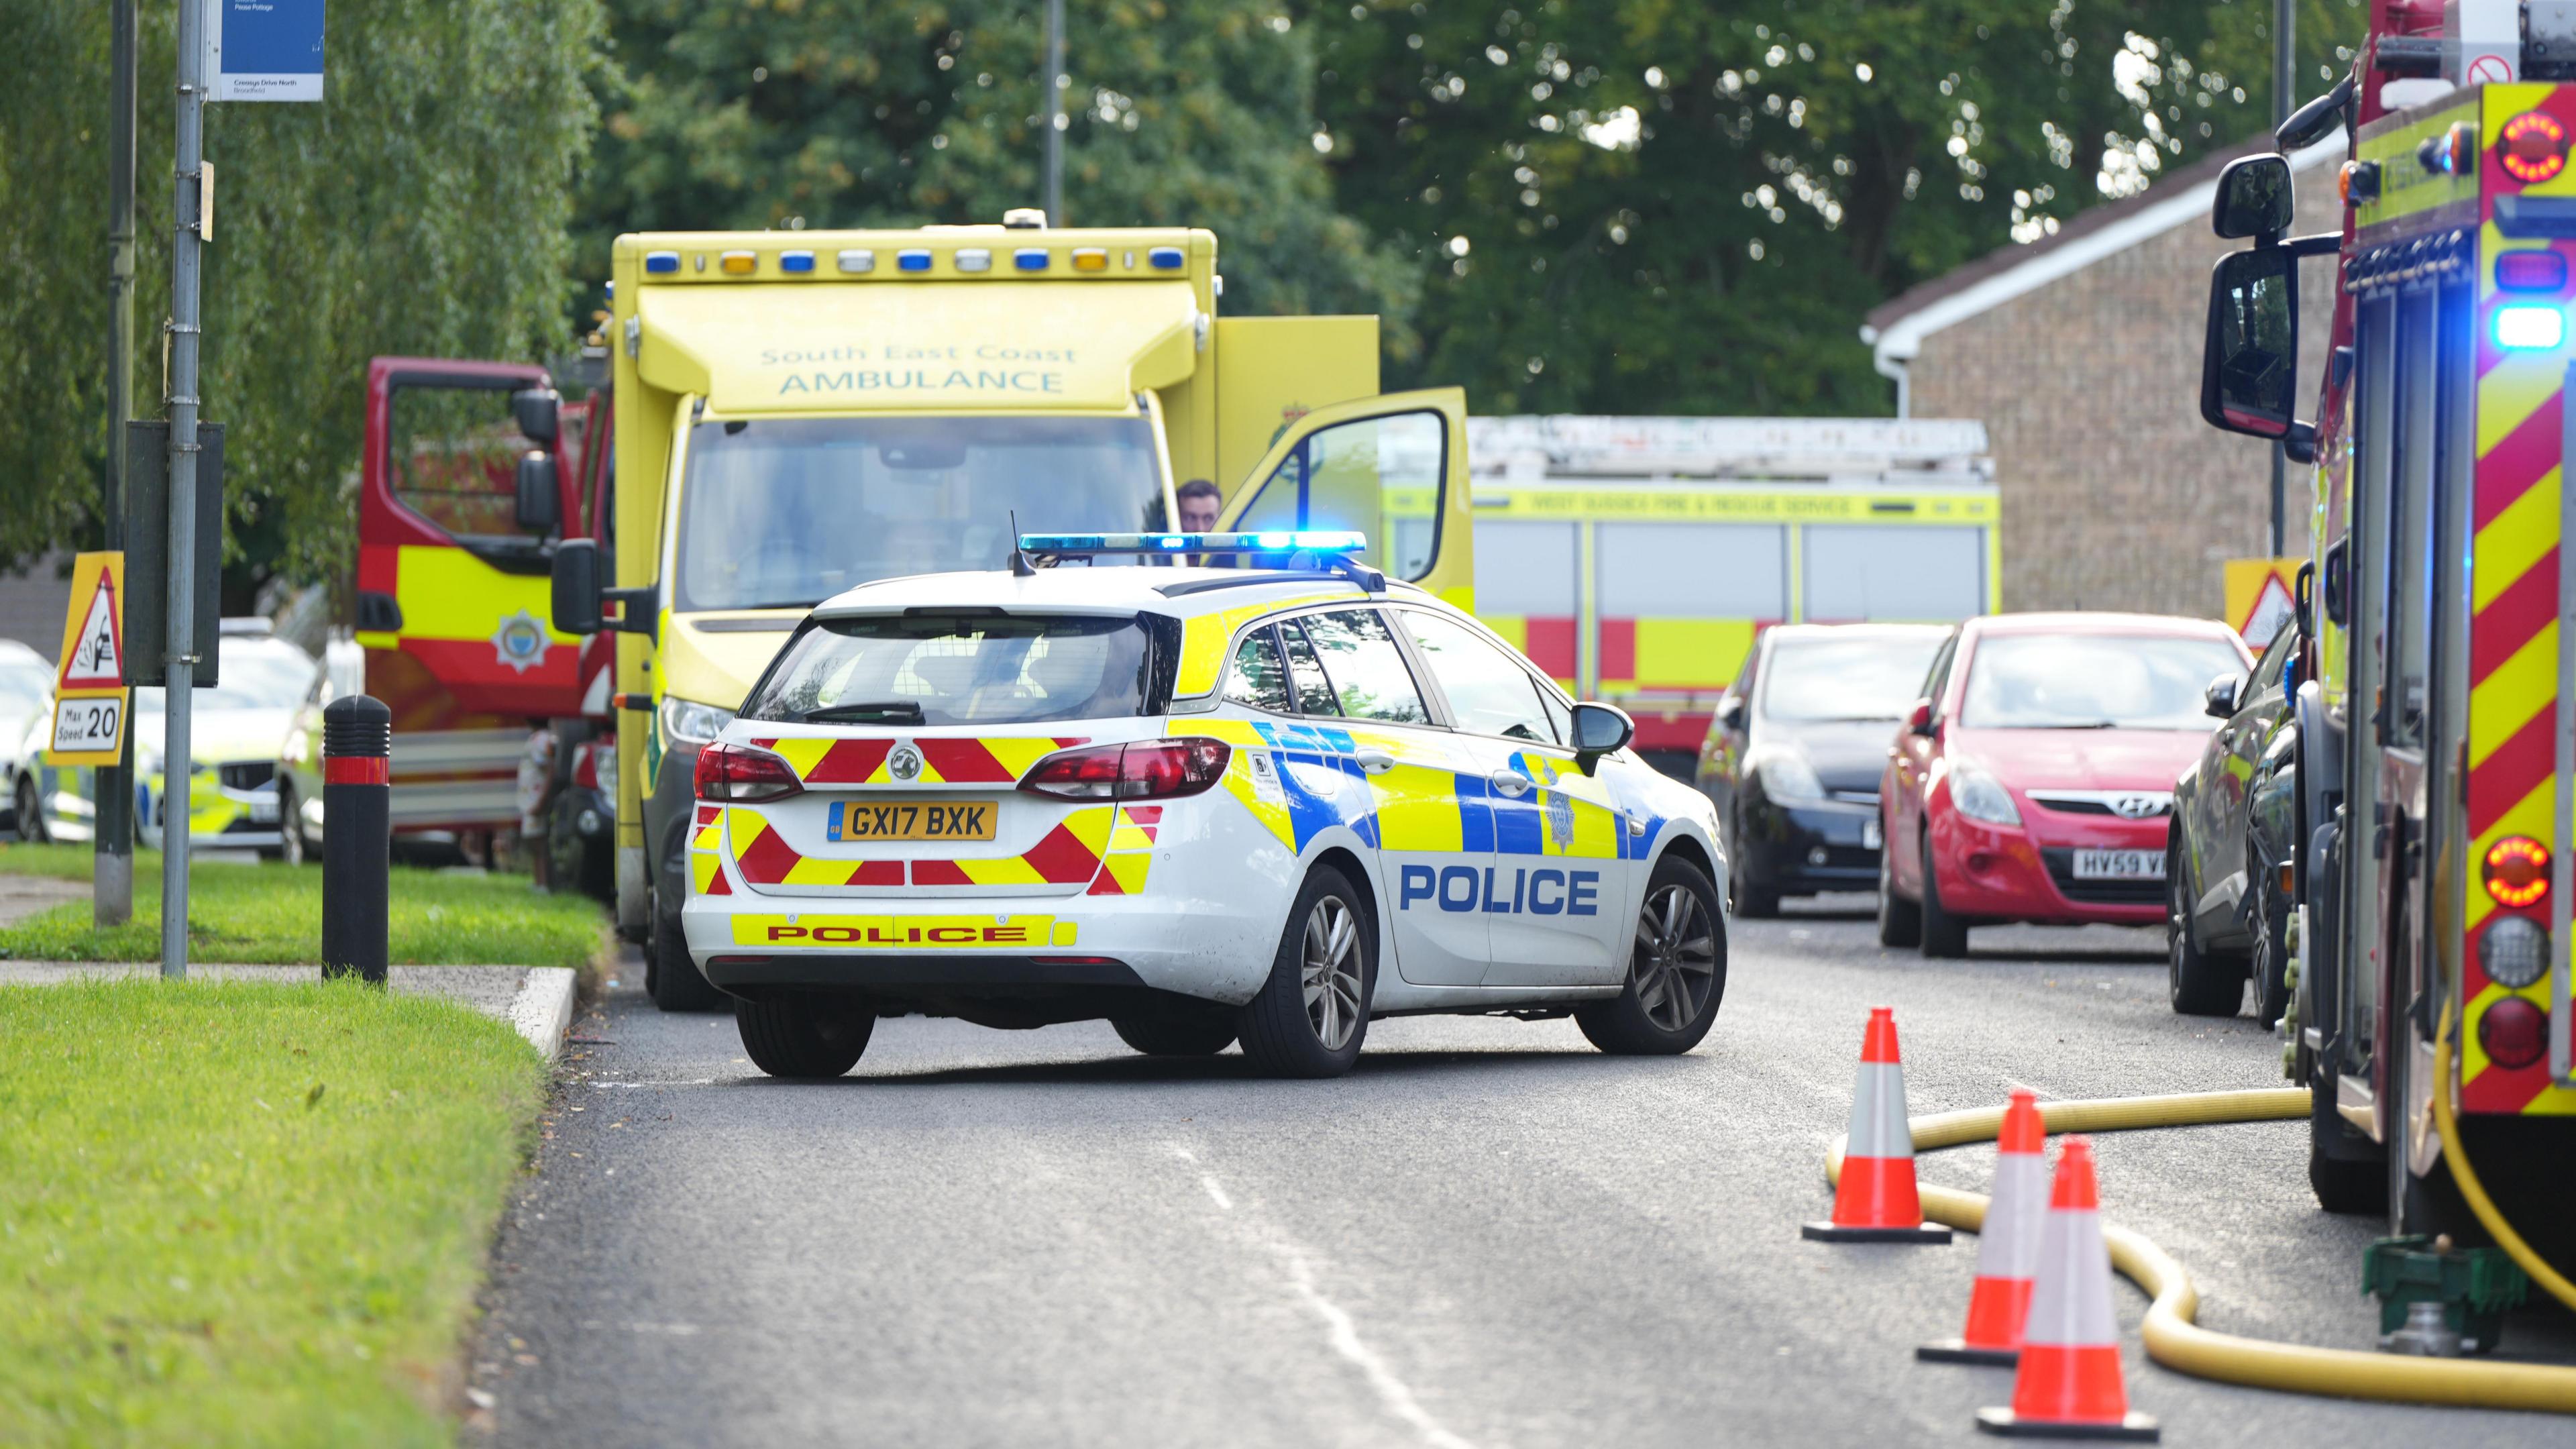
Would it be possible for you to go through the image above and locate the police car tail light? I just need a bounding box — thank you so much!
[695,742,802,804]
[1020,739,1230,800]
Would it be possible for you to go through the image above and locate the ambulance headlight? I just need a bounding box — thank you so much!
[658,696,736,751]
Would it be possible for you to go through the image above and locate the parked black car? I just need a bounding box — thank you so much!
[1697,623,1951,916]
[2167,615,2302,1022]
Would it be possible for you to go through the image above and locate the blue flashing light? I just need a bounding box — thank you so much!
[2496,304,2565,350]
[643,250,680,274]
[1147,246,1187,270]
[897,249,933,272]
[1015,248,1051,271]
[780,250,816,274]
[1018,531,1369,557]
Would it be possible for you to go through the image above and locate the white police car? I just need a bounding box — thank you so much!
[684,533,1729,1079]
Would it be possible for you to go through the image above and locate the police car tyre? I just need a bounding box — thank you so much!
[1577,855,1727,1055]
[1918,835,1968,959]
[1110,1006,1238,1057]
[735,994,875,1079]
[261,784,303,865]
[2166,839,2242,1016]
[1237,865,1373,1079]
[14,773,47,844]
[1876,826,1921,948]
[648,890,728,1012]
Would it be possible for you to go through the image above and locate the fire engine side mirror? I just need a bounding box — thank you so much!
[2211,154,2294,240]
[551,538,603,635]
[512,386,561,445]
[515,451,561,531]
[2201,247,2299,440]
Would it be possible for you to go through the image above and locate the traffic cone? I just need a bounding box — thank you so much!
[1921,1087,2049,1364]
[1975,1138,2159,1440]
[1802,1007,1951,1243]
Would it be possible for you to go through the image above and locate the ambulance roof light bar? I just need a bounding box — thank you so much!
[1012,532,1385,591]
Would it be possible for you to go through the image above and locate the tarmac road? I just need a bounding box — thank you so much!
[473,898,2576,1448]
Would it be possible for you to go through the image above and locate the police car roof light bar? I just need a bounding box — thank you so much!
[1014,532,1384,592]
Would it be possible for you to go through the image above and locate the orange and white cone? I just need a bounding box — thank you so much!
[1975,1138,2159,1441]
[1921,1087,2049,1364]
[1803,1007,1951,1244]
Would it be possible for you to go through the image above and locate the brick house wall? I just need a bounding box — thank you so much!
[1882,148,2341,621]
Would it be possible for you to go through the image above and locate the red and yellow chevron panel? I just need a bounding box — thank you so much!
[1087,805,1162,896]
[720,804,1117,890]
[747,735,1089,785]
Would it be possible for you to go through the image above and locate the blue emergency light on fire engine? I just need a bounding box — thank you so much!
[2495,304,2565,351]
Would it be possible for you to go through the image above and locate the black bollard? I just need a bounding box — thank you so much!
[321,695,392,985]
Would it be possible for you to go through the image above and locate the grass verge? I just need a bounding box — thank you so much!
[0,844,604,971]
[0,977,547,1446]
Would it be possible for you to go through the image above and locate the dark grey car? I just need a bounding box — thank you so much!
[2168,616,2302,1023]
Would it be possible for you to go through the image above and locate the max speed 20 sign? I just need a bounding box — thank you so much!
[45,553,132,767]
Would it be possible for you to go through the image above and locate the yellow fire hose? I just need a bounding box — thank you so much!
[1826,1083,2576,1413]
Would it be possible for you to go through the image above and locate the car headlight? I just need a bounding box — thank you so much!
[1947,763,2023,826]
[1751,749,1827,802]
[658,696,735,750]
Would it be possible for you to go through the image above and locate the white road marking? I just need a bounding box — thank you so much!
[1201,1175,1233,1210]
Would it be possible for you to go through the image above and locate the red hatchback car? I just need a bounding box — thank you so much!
[1877,614,2251,957]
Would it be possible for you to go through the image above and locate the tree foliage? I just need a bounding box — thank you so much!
[1305,0,2367,415]
[0,0,600,602]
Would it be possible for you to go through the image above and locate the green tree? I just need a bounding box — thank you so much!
[1305,0,2367,416]
[0,0,602,606]
[580,0,1416,347]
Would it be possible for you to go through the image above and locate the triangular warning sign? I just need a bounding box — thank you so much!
[2240,573,2296,643]
[61,573,123,688]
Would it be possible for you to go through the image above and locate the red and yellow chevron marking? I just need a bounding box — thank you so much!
[688,803,733,896]
[722,804,1116,890]
[749,735,1089,785]
[1086,805,1162,896]
[728,806,904,888]
[2463,89,2576,1114]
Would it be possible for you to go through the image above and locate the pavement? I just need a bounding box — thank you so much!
[472,900,2576,1448]
[0,960,579,1062]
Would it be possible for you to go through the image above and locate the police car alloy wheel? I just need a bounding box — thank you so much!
[1576,855,1727,1055]
[1238,865,1374,1079]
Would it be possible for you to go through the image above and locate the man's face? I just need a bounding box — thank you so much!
[1177,494,1222,534]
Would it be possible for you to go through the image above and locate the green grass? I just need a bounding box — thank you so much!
[0,978,547,1446]
[0,845,605,971]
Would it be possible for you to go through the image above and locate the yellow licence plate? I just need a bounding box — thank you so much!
[828,800,998,843]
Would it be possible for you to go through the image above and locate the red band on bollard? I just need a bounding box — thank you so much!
[324,756,390,786]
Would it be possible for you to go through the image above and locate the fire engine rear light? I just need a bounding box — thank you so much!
[955,248,993,272]
[898,249,932,272]
[2498,250,2568,292]
[644,250,680,274]
[1018,739,1231,800]
[1148,246,1186,270]
[1072,248,1109,271]
[2483,835,2551,907]
[694,742,803,804]
[720,250,757,275]
[780,250,816,274]
[2478,997,2549,1070]
[1014,248,1050,271]
[2500,111,2569,184]
[2479,916,2549,990]
[2494,305,2565,350]
[838,249,875,274]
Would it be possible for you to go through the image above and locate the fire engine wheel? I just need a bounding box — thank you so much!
[2166,840,2244,1016]
[646,889,727,1013]
[1875,828,1921,949]
[735,994,874,1079]
[1917,835,1968,959]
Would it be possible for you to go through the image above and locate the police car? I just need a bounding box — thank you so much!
[684,533,1729,1079]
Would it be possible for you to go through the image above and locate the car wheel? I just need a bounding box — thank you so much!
[1918,834,1969,959]
[2249,863,2291,1028]
[264,784,305,866]
[1729,839,1780,919]
[735,994,874,1079]
[2167,839,2243,1016]
[646,887,727,1012]
[1875,828,1920,949]
[1236,865,1373,1078]
[13,774,47,844]
[1111,1004,1238,1057]
[1578,854,1728,1055]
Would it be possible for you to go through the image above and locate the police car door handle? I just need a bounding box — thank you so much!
[1487,770,1533,797]
[1353,747,1397,775]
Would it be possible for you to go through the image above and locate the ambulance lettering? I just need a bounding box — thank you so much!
[1397,865,1599,916]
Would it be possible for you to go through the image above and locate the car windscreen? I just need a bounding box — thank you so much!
[201,643,316,711]
[741,614,1154,727]
[674,415,1166,612]
[1960,633,2246,731]
[0,654,51,713]
[1760,633,1947,722]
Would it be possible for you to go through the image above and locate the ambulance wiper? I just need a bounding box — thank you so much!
[798,700,926,724]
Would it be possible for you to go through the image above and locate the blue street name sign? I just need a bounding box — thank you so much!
[208,0,325,103]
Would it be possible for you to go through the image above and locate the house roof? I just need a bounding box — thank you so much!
[1860,133,2343,372]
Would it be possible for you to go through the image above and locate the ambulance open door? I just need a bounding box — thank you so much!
[1217,387,1477,610]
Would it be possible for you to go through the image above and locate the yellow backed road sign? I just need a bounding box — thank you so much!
[46,551,131,767]
[2224,557,2301,643]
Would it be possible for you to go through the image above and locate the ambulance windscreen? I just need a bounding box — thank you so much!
[672,415,1165,612]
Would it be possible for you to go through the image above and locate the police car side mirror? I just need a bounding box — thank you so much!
[516,451,561,532]
[2204,672,2243,720]
[1570,702,1633,773]
[551,539,602,635]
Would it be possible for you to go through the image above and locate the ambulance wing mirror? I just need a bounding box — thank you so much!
[2201,247,2300,441]
[512,386,561,445]
[515,450,561,531]
[1569,702,1634,775]
[551,539,603,635]
[2211,154,2294,240]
